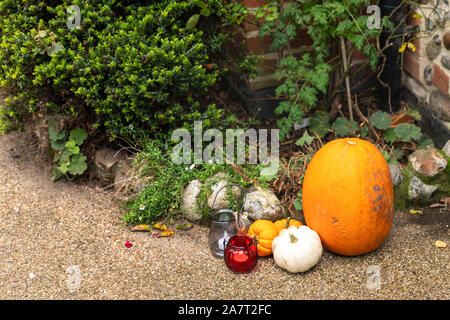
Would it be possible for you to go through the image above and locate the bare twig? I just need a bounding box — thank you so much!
[340,36,353,121]
[352,94,381,142]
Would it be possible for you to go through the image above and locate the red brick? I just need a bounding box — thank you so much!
[290,28,313,48]
[403,51,420,81]
[433,64,450,95]
[245,35,273,55]
[406,10,421,27]
[242,15,265,32]
[242,0,268,7]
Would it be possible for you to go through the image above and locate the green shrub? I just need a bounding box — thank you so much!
[0,0,252,140]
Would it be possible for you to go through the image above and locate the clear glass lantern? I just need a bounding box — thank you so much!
[208,184,246,258]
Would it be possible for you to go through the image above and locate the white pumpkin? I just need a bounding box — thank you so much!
[272,225,322,273]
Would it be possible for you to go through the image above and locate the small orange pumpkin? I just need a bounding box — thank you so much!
[247,220,279,257]
[274,218,303,233]
[302,138,394,256]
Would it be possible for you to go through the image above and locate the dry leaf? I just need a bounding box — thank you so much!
[131,224,152,232]
[176,223,193,231]
[153,222,167,231]
[429,203,445,208]
[160,229,174,237]
[435,240,447,248]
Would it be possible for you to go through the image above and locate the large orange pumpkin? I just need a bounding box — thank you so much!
[302,138,394,256]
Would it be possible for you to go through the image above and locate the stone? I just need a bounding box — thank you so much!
[436,1,449,27]
[112,156,135,190]
[425,16,436,32]
[408,147,448,177]
[424,65,433,85]
[389,164,403,187]
[408,173,438,201]
[181,180,203,222]
[443,140,450,157]
[441,53,450,70]
[243,185,284,221]
[426,35,442,61]
[444,32,450,50]
[429,90,450,121]
[207,173,242,209]
[93,147,126,179]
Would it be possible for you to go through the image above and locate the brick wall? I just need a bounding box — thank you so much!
[240,0,313,92]
[403,0,450,129]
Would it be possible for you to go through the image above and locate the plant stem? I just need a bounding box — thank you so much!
[340,36,353,121]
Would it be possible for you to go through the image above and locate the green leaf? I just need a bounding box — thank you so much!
[381,151,398,165]
[65,140,80,155]
[417,133,434,149]
[186,14,201,30]
[309,111,330,138]
[360,124,369,138]
[68,153,87,176]
[51,139,66,151]
[407,108,421,121]
[296,130,314,147]
[195,0,208,9]
[293,198,303,211]
[332,117,358,137]
[69,128,88,145]
[200,8,211,17]
[370,111,392,130]
[383,128,397,143]
[394,123,422,142]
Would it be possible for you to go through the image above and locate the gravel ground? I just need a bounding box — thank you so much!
[0,131,448,300]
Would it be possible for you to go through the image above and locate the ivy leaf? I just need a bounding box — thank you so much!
[309,111,330,138]
[69,128,88,145]
[394,123,422,142]
[296,130,314,147]
[186,14,201,30]
[370,111,392,130]
[332,117,358,137]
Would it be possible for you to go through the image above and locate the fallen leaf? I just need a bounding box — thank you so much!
[390,112,414,128]
[409,209,423,214]
[125,241,133,248]
[160,229,174,237]
[176,223,193,231]
[435,240,447,248]
[153,222,167,231]
[131,224,152,232]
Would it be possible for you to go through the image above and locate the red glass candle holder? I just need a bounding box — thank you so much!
[224,235,257,274]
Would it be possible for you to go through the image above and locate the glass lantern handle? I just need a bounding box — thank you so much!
[210,184,247,232]
[210,183,247,215]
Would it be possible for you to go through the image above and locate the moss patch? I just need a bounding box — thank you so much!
[395,154,449,209]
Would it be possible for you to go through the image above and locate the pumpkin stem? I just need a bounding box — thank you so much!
[289,233,298,243]
[285,217,291,229]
